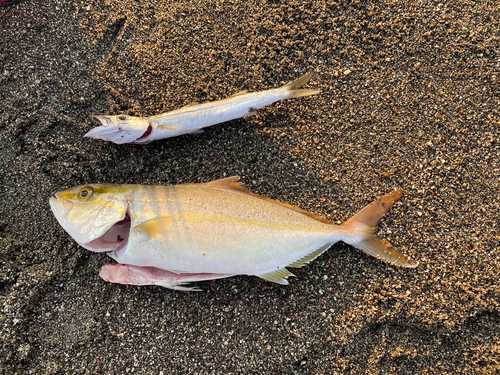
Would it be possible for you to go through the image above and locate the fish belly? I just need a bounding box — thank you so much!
[113,221,337,275]
[111,185,339,275]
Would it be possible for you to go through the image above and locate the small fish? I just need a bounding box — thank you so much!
[49,177,417,291]
[85,73,320,144]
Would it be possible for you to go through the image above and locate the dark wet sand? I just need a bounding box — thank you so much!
[1,0,499,373]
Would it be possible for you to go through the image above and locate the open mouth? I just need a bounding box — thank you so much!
[85,118,152,144]
[81,213,131,253]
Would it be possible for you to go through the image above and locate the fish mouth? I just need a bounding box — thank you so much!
[80,213,131,253]
[49,193,57,206]
[49,193,68,227]
[84,116,116,139]
[50,192,131,253]
[84,116,152,144]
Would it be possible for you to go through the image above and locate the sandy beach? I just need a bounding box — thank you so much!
[1,0,498,373]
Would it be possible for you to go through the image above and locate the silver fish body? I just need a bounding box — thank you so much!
[49,177,417,291]
[85,73,320,144]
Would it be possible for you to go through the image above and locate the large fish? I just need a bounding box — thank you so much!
[49,177,417,291]
[85,73,320,144]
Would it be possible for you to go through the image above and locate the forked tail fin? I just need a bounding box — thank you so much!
[283,72,321,99]
[341,190,417,268]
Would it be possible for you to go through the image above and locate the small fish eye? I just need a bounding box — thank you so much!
[78,187,93,200]
[118,115,127,121]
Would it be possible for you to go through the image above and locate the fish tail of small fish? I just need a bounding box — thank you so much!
[282,72,321,99]
[341,190,418,268]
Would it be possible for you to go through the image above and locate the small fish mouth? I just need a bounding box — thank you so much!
[84,116,113,139]
[84,116,150,144]
[84,119,119,140]
[91,115,111,127]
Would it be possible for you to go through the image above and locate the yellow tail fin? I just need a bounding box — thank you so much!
[342,190,417,268]
[283,72,321,99]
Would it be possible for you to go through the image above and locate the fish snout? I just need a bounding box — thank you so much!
[84,116,151,144]
[49,192,60,206]
[84,116,122,141]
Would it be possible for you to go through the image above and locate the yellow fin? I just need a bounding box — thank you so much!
[341,190,417,268]
[259,268,294,285]
[134,217,173,239]
[357,237,417,268]
[205,177,332,224]
[230,90,248,97]
[284,72,316,90]
[205,176,250,192]
[157,125,181,130]
[182,102,201,108]
[342,190,404,230]
[289,244,331,268]
[283,72,321,98]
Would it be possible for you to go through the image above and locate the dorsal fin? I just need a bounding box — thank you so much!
[204,177,332,225]
[230,90,248,97]
[181,102,201,108]
[205,176,252,193]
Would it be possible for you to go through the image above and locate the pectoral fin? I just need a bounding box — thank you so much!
[134,217,173,239]
[157,125,181,130]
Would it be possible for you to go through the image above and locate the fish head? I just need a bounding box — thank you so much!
[49,184,129,249]
[85,115,152,144]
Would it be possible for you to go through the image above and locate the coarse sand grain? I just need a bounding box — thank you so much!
[1,0,498,373]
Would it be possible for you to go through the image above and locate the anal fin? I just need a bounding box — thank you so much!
[259,268,294,285]
[187,128,204,134]
[159,283,202,292]
[289,244,332,268]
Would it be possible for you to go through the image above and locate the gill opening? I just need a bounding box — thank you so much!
[137,124,153,141]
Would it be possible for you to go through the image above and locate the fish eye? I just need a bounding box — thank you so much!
[78,187,94,200]
[118,115,127,121]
